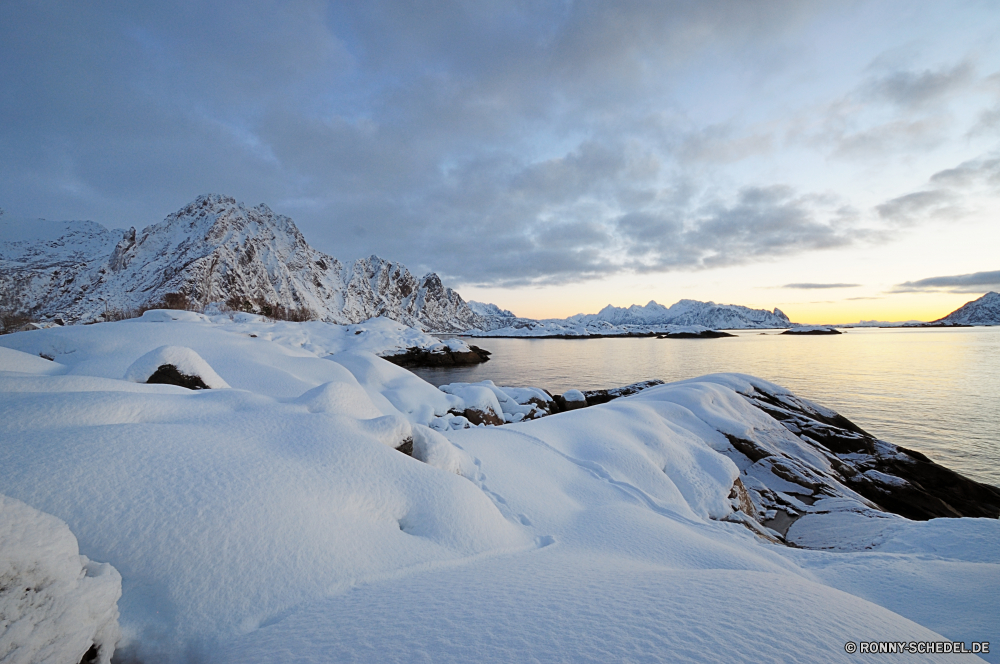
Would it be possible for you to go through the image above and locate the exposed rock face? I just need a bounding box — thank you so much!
[723,381,1000,541]
[582,380,665,405]
[0,195,483,332]
[145,364,212,390]
[931,291,1000,325]
[461,406,504,426]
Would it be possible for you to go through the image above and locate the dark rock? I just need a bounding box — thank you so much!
[738,385,1000,521]
[657,330,735,339]
[781,328,842,335]
[462,406,504,426]
[381,345,491,368]
[395,437,414,456]
[582,380,665,405]
[146,364,211,390]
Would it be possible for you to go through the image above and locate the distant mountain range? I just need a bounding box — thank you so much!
[467,299,793,336]
[2,195,798,333]
[930,291,1000,326]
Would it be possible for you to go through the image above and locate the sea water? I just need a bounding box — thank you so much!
[411,327,1000,487]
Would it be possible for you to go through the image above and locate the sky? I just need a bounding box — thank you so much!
[1,1,999,323]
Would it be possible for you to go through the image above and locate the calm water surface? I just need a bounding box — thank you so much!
[412,328,1000,487]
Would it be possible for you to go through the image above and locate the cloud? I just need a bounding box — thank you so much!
[875,189,958,224]
[891,270,1000,293]
[874,152,1000,225]
[783,283,860,289]
[863,61,974,108]
[1,1,993,291]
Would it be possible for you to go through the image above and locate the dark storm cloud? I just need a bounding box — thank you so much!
[891,270,1000,293]
[783,283,861,289]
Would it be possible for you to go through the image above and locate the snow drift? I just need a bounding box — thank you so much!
[1,316,997,663]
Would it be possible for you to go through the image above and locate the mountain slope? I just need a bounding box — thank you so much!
[1,195,479,331]
[932,291,1000,325]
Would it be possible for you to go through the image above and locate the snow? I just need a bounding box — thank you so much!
[0,495,121,664]
[1,318,997,663]
[562,388,586,402]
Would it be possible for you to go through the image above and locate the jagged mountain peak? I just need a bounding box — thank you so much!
[1,195,481,332]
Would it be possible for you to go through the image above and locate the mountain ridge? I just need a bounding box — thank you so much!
[931,291,1000,326]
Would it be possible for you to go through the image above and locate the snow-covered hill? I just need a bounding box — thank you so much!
[1,317,997,663]
[932,291,1000,325]
[1,195,480,332]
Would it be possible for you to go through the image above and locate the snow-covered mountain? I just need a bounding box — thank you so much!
[1,195,480,331]
[469,299,794,336]
[931,291,1000,325]
[567,299,791,329]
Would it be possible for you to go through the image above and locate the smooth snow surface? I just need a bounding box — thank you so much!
[1,316,997,663]
[0,495,121,664]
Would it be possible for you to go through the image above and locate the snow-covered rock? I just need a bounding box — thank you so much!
[931,291,1000,325]
[0,495,122,664]
[124,345,231,389]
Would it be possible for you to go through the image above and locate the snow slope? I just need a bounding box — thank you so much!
[0,318,996,663]
[932,291,1000,325]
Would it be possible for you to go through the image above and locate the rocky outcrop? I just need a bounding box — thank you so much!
[781,326,841,335]
[381,344,491,368]
[721,380,1000,543]
[658,330,735,339]
[931,291,1000,326]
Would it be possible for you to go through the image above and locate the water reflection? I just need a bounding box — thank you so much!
[411,328,1000,487]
